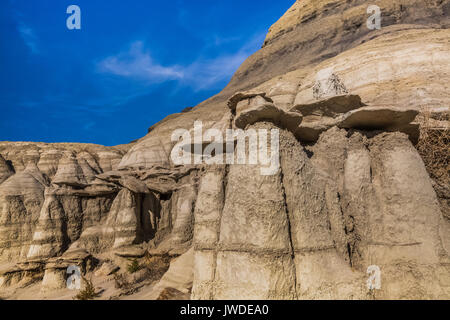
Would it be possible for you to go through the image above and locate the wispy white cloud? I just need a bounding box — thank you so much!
[97,41,184,83]
[184,32,265,91]
[182,50,250,91]
[18,22,39,54]
[97,32,264,91]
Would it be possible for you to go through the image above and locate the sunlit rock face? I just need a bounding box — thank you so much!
[0,163,47,261]
[0,0,449,300]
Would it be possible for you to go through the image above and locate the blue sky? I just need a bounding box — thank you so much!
[0,0,293,146]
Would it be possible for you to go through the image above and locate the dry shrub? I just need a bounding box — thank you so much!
[74,277,98,300]
[416,108,450,217]
[141,252,171,283]
[113,273,132,290]
[126,259,143,274]
[113,253,171,292]
[417,109,449,180]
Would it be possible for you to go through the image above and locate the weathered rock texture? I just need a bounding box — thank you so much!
[0,0,449,300]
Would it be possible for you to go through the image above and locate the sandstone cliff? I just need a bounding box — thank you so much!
[0,0,449,300]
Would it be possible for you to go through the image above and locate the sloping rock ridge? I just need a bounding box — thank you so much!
[0,0,449,299]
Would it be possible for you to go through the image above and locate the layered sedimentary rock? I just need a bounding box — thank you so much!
[0,0,449,299]
[0,163,47,261]
[0,155,13,184]
[0,143,127,262]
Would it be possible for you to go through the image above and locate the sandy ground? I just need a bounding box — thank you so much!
[0,263,159,300]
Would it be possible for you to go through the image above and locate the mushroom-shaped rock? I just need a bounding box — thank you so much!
[235,104,303,133]
[27,192,67,260]
[36,149,63,179]
[228,91,273,112]
[291,95,364,117]
[22,162,48,187]
[338,106,420,141]
[288,96,420,142]
[289,95,364,142]
[232,94,303,133]
[41,249,94,291]
[0,162,47,196]
[338,106,419,129]
[52,152,87,187]
[104,188,147,249]
[22,149,41,167]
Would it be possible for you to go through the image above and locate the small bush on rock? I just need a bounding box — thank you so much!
[127,259,143,274]
[142,253,172,282]
[417,108,450,217]
[74,277,98,300]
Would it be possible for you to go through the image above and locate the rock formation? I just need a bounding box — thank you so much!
[0,0,449,300]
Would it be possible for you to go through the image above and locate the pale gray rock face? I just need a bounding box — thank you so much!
[0,0,449,300]
[310,128,449,299]
[191,122,448,300]
[211,123,297,300]
[0,163,47,261]
[52,152,89,187]
[27,193,68,260]
[0,143,129,264]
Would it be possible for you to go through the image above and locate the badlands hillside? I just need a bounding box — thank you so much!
[0,0,449,300]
